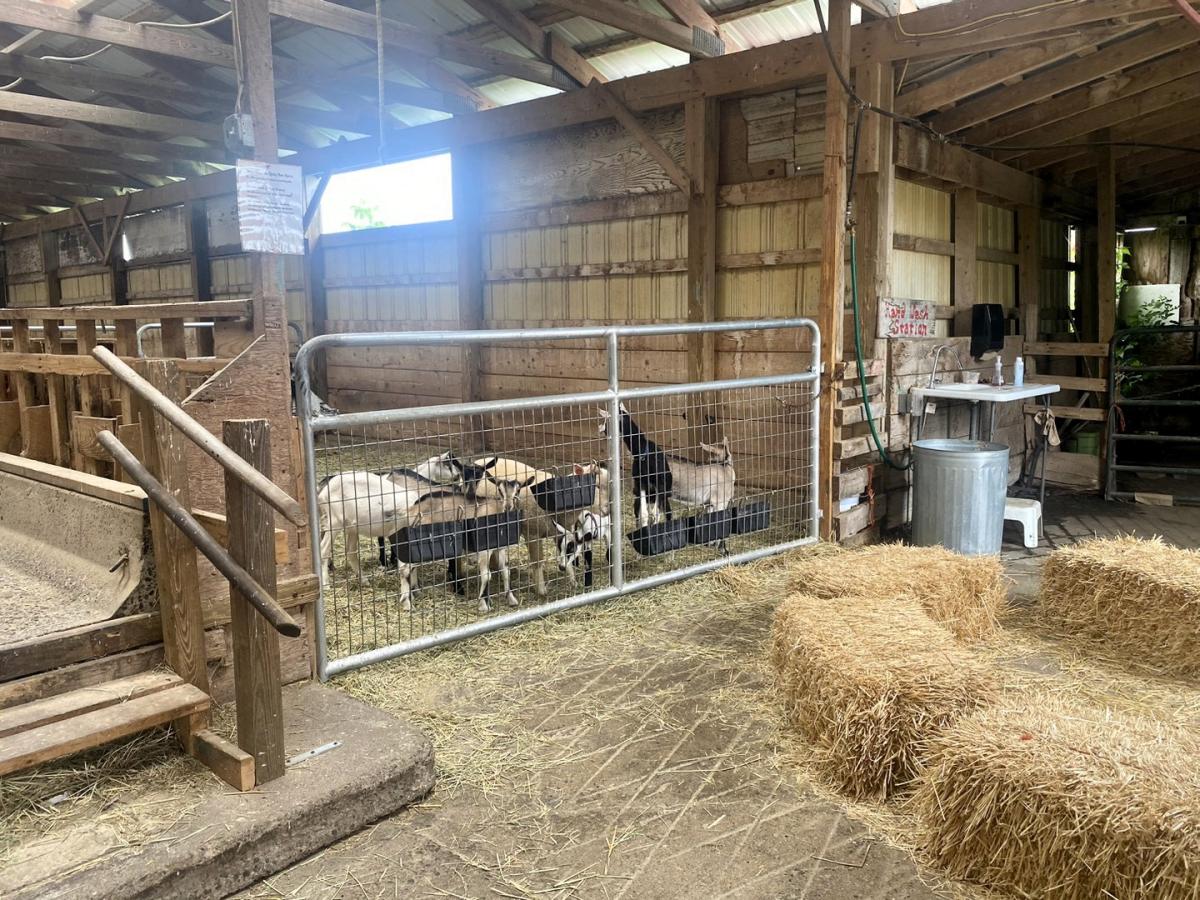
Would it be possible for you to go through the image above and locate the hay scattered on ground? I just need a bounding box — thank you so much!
[728,543,1008,642]
[912,693,1200,900]
[768,593,998,801]
[1040,535,1200,676]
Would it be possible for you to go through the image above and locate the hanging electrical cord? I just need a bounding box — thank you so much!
[814,0,910,470]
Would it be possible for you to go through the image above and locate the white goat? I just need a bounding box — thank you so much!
[317,471,424,576]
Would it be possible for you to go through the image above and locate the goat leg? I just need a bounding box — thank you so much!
[475,551,492,613]
[583,547,594,589]
[447,556,466,594]
[400,564,413,611]
[498,549,518,607]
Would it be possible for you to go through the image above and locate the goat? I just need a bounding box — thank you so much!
[395,469,521,614]
[553,507,611,590]
[316,471,425,577]
[666,435,736,513]
[598,404,672,527]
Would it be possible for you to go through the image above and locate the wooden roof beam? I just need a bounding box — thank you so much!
[0,119,227,164]
[541,0,724,57]
[0,89,224,141]
[895,27,1128,117]
[858,0,1175,66]
[266,0,565,88]
[998,72,1200,168]
[929,23,1196,135]
[962,45,1200,148]
[1030,99,1200,173]
[0,175,117,201]
[459,0,603,87]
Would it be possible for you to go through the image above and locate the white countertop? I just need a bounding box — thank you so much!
[912,382,1060,403]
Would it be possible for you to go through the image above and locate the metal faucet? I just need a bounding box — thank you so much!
[928,344,965,387]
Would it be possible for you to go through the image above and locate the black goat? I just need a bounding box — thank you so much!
[599,404,672,526]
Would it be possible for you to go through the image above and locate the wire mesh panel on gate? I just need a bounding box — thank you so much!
[298,320,820,675]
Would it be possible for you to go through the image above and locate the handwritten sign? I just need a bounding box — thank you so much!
[878,297,934,339]
[236,160,304,255]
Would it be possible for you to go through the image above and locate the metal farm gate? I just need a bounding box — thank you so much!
[295,319,821,680]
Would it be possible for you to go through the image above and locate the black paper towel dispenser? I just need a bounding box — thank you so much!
[970,303,1005,359]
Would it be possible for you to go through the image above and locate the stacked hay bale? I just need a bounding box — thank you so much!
[913,694,1200,900]
[778,544,1008,642]
[1040,535,1200,676]
[769,593,998,800]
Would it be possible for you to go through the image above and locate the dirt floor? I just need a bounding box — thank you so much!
[230,491,1200,900]
[4,491,1197,900]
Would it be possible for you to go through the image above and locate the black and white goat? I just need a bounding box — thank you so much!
[598,404,673,527]
[554,506,611,589]
[599,405,735,534]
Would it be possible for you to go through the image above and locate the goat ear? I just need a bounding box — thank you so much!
[554,522,568,536]
[700,441,718,455]
[573,463,584,476]
[597,407,609,419]
[483,456,498,471]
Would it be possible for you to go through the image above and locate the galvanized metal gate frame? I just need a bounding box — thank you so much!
[295,318,822,680]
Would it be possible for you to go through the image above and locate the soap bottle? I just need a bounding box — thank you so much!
[993,356,1004,387]
[1014,356,1025,387]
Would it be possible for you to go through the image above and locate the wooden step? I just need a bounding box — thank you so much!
[0,681,210,776]
[0,670,182,739]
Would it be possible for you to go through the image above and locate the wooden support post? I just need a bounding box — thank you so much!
[953,187,978,337]
[1097,140,1117,345]
[685,95,718,452]
[160,318,188,359]
[188,200,214,356]
[9,321,38,458]
[40,318,71,466]
[134,359,210,748]
[453,143,486,448]
[1018,205,1041,342]
[818,0,851,542]
[223,418,285,785]
[40,228,61,307]
[75,319,99,417]
[113,320,137,427]
[852,62,894,357]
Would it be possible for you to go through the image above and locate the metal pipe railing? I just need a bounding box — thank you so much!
[136,321,214,357]
[97,430,301,638]
[92,345,307,526]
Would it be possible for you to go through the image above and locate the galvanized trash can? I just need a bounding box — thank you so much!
[912,439,1009,556]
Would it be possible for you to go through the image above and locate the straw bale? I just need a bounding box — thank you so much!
[1040,535,1200,676]
[913,694,1200,900]
[769,592,998,800]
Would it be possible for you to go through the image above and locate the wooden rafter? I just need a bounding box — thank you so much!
[0,119,226,164]
[963,46,1200,148]
[460,0,601,87]
[1001,72,1200,168]
[894,27,1125,117]
[0,89,225,141]
[267,0,563,87]
[929,24,1196,135]
[542,0,724,57]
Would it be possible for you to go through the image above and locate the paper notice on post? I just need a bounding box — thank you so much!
[236,160,305,255]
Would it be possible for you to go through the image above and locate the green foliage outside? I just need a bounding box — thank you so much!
[344,201,384,231]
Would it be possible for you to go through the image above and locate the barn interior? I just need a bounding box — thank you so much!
[0,1,1198,898]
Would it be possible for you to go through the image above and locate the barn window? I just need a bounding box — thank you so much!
[318,153,453,233]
